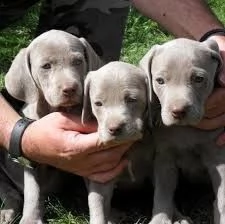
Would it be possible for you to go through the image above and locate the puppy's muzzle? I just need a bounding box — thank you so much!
[107,122,125,136]
[171,105,191,120]
[62,82,78,97]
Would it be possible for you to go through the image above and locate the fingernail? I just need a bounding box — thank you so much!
[216,137,225,146]
[218,74,225,87]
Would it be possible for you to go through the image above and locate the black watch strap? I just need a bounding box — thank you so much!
[9,117,35,159]
[199,28,225,42]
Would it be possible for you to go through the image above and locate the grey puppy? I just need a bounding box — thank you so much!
[1,29,103,224]
[139,38,223,224]
[82,61,154,224]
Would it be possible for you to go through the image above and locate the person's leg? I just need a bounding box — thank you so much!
[0,0,39,30]
[36,0,130,62]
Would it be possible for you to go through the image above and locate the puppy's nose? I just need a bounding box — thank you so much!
[108,123,125,136]
[171,106,188,119]
[62,83,77,96]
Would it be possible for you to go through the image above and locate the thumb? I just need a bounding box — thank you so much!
[61,112,97,133]
[216,132,225,146]
[63,131,100,155]
[217,51,225,86]
[218,68,225,87]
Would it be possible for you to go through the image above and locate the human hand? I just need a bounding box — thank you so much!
[196,35,225,145]
[21,112,132,183]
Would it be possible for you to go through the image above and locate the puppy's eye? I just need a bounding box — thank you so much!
[156,77,165,85]
[192,75,204,83]
[42,63,51,69]
[95,101,102,107]
[73,59,83,66]
[125,96,137,103]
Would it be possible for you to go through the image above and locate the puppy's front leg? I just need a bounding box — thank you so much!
[149,151,177,224]
[88,180,115,224]
[203,146,225,224]
[20,168,44,224]
[0,172,22,224]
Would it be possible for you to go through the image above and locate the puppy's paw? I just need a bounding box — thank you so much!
[149,220,172,224]
[149,214,172,224]
[173,207,193,224]
[19,217,44,224]
[108,208,126,224]
[108,221,116,224]
[0,209,17,224]
[174,220,192,224]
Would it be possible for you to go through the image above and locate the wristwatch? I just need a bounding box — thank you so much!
[199,28,225,42]
[8,117,35,168]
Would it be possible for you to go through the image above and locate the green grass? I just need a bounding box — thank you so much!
[45,197,89,224]
[121,9,172,64]
[0,4,40,87]
[0,1,225,223]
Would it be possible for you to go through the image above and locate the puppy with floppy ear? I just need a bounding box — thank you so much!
[81,72,96,125]
[79,37,104,72]
[139,38,225,224]
[139,45,161,127]
[1,29,104,224]
[82,61,154,224]
[139,39,222,126]
[5,48,38,104]
[5,29,103,107]
[82,64,152,132]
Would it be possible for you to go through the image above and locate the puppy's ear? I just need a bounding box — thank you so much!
[79,37,104,72]
[139,45,159,127]
[203,38,220,52]
[82,72,93,125]
[5,48,38,103]
[203,38,223,73]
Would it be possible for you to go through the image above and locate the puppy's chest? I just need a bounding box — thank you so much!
[153,125,221,150]
[153,126,222,181]
[116,131,154,188]
[175,148,208,182]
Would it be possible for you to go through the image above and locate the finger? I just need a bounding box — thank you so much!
[67,144,131,175]
[78,157,129,177]
[205,88,225,118]
[92,157,129,174]
[217,50,225,86]
[61,132,133,162]
[206,105,225,119]
[87,143,132,164]
[97,141,134,153]
[66,155,127,176]
[97,138,136,149]
[87,159,128,183]
[195,114,225,130]
[60,112,97,133]
[62,132,99,155]
[218,69,225,87]
[216,132,225,146]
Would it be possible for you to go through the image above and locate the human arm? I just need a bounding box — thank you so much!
[132,0,223,40]
[0,94,22,148]
[0,94,130,183]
